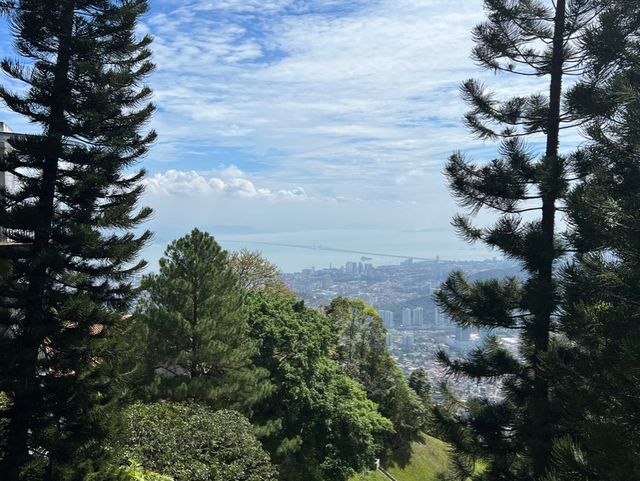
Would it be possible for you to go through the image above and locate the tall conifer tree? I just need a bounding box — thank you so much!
[0,1,155,479]
[549,2,640,478]
[128,229,271,412]
[432,1,615,479]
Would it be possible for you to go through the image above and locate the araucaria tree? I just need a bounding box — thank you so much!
[0,1,155,479]
[549,2,640,479]
[130,229,270,412]
[433,1,619,479]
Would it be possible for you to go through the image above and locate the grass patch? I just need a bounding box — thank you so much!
[350,434,451,481]
[351,470,389,481]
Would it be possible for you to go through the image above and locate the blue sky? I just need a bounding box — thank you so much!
[0,0,575,271]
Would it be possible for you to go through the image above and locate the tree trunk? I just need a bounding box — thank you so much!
[532,0,566,478]
[0,2,75,479]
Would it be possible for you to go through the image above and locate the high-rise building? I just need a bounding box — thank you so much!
[386,333,393,347]
[402,307,412,326]
[402,334,414,351]
[379,310,394,329]
[412,307,424,327]
[345,261,358,275]
[434,308,449,328]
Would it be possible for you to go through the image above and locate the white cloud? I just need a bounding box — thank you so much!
[144,169,222,196]
[142,0,564,210]
[144,166,307,200]
[143,0,492,197]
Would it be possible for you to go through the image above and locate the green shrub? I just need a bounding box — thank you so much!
[121,461,174,481]
[117,403,277,481]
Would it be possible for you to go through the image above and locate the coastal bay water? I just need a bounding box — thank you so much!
[142,228,497,273]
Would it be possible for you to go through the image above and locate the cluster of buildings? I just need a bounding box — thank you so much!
[387,329,509,402]
[344,261,374,276]
[285,256,522,402]
[379,306,458,330]
[402,306,424,326]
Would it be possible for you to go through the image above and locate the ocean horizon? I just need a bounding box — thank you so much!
[141,227,499,273]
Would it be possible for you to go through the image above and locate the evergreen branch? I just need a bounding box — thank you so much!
[437,337,523,380]
[435,270,525,329]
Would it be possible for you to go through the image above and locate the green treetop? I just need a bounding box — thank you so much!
[228,248,292,296]
[408,368,432,407]
[247,292,393,481]
[326,297,428,449]
[326,297,390,390]
[128,229,271,412]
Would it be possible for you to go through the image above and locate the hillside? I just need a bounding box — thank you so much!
[351,434,451,481]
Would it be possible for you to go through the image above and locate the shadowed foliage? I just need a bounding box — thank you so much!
[431,1,640,480]
[0,1,155,478]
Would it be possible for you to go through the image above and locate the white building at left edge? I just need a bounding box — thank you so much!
[0,122,17,244]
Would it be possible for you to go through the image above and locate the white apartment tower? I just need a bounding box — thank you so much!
[412,307,424,327]
[435,307,445,327]
[379,310,394,330]
[402,333,414,351]
[402,307,412,326]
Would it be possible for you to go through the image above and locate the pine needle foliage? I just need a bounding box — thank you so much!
[431,1,637,479]
[548,3,640,478]
[0,1,154,479]
[129,229,271,413]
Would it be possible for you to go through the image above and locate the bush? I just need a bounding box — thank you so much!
[116,403,277,481]
[121,461,174,481]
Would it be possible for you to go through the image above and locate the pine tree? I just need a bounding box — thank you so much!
[408,368,432,407]
[431,1,618,479]
[547,2,640,479]
[0,1,154,479]
[129,229,271,412]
